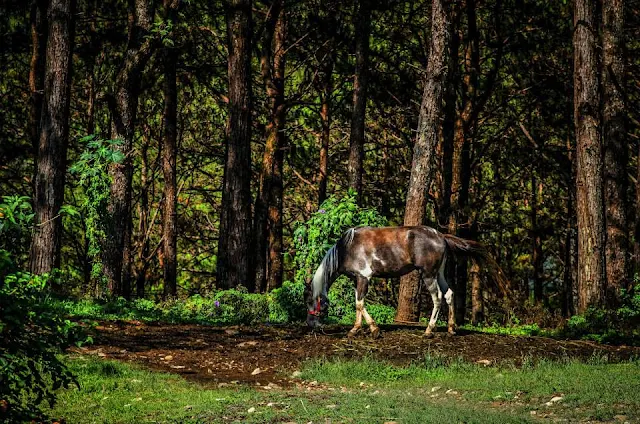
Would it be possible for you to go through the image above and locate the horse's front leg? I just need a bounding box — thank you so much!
[348,276,379,339]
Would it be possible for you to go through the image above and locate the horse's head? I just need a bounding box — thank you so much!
[304,280,328,329]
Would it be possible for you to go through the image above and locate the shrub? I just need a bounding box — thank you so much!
[0,268,89,422]
[561,288,640,345]
[269,281,306,323]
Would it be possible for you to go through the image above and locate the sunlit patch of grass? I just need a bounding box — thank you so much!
[49,356,537,423]
[300,355,640,422]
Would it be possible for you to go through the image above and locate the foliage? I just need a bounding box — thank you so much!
[560,288,640,345]
[56,284,309,326]
[0,268,89,422]
[292,191,387,288]
[0,195,34,267]
[67,136,124,286]
[268,280,307,323]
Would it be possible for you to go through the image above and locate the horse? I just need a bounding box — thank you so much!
[304,225,507,338]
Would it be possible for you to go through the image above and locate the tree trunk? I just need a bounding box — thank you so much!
[266,6,287,292]
[317,29,334,206]
[602,0,628,304]
[448,0,477,325]
[29,0,76,281]
[469,262,482,324]
[103,0,156,296]
[347,0,371,201]
[254,0,286,293]
[162,0,179,299]
[217,0,253,290]
[574,0,605,313]
[531,174,543,302]
[395,0,450,323]
[29,0,47,161]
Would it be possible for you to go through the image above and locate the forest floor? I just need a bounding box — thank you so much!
[73,321,640,388]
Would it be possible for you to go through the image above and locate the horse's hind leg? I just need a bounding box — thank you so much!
[424,278,442,338]
[437,265,456,336]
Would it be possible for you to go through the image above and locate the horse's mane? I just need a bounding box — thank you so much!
[312,228,356,299]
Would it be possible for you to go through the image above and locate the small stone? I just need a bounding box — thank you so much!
[248,407,256,413]
[133,397,142,401]
[359,382,365,387]
[217,383,229,388]
[184,405,193,410]
[291,371,303,378]
[251,368,263,375]
[530,411,537,415]
[476,359,492,366]
[431,386,441,392]
[309,380,318,386]
[164,355,173,361]
[445,389,458,395]
[365,405,370,409]
[170,365,186,369]
[326,404,337,409]
[545,396,564,406]
[238,341,258,348]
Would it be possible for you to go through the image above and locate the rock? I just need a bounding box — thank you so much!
[445,389,458,395]
[164,355,173,361]
[291,371,302,378]
[238,341,258,348]
[225,329,240,336]
[545,396,564,406]
[326,404,337,409]
[476,359,492,366]
[170,365,186,369]
[184,405,193,410]
[431,386,441,392]
[247,407,256,413]
[251,368,263,375]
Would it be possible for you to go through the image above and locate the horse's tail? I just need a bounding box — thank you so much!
[312,228,357,299]
[441,233,511,297]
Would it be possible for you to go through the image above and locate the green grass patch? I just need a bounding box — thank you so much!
[48,355,640,423]
[301,355,640,422]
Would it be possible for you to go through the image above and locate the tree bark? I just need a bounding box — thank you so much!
[395,0,450,323]
[317,21,335,206]
[103,0,157,296]
[469,262,482,324]
[574,0,605,313]
[448,0,477,325]
[602,0,628,304]
[29,0,76,281]
[162,0,179,299]
[217,0,253,289]
[254,0,286,293]
[347,0,371,201]
[29,0,47,161]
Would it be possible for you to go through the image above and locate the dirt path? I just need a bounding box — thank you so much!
[73,321,640,388]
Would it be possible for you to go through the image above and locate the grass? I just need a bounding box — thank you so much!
[47,354,640,423]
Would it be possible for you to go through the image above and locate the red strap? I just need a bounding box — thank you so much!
[308,298,322,316]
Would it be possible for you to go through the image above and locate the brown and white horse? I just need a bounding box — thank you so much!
[304,226,506,338]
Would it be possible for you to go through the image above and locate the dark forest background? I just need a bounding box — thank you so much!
[1,0,639,326]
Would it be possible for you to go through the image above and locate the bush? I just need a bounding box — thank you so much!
[0,268,89,422]
[561,288,640,345]
[269,281,307,323]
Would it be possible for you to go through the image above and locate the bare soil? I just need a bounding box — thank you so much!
[73,321,640,388]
